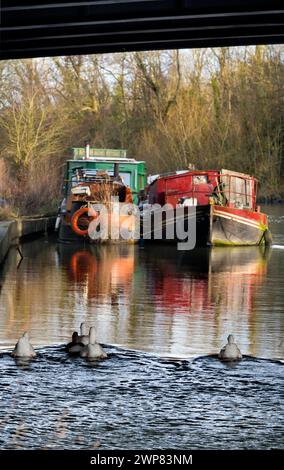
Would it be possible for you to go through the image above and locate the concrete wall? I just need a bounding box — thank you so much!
[0,216,56,265]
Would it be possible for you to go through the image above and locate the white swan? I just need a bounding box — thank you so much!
[219,334,242,361]
[77,322,89,345]
[80,327,107,359]
[11,332,36,358]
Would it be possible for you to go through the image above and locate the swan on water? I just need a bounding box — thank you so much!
[77,322,90,345]
[80,327,107,359]
[11,332,36,358]
[218,334,242,361]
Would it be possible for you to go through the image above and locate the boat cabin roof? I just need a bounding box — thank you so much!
[67,157,145,165]
[149,169,256,184]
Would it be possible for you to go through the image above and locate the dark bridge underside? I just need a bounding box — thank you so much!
[1,1,284,60]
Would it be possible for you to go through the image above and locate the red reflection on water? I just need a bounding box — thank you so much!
[150,247,268,315]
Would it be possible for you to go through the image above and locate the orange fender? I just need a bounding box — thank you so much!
[71,207,98,237]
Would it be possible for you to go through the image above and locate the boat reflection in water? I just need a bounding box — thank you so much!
[145,246,269,314]
[134,245,271,357]
[57,242,271,358]
[61,244,135,301]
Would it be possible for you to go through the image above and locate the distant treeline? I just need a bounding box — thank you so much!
[0,45,283,215]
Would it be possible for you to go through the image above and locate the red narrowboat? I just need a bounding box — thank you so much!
[142,169,272,246]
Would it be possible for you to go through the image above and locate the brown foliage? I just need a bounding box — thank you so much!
[0,46,283,216]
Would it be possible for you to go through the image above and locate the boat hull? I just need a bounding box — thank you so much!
[58,202,137,244]
[140,205,211,246]
[211,205,269,246]
[141,204,271,247]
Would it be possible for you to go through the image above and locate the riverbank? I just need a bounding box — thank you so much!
[0,216,56,265]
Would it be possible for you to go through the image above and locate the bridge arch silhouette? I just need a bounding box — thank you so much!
[1,1,284,60]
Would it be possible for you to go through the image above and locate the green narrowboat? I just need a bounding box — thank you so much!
[57,146,147,243]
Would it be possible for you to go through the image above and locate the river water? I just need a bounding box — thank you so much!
[0,204,283,449]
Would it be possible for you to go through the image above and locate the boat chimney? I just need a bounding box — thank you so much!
[114,162,119,178]
[85,142,90,160]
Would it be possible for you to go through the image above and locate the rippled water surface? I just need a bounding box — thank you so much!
[0,204,283,449]
[0,347,283,450]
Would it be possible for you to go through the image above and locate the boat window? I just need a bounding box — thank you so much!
[97,170,131,186]
[70,170,131,187]
[118,172,131,186]
[104,171,131,186]
[193,175,208,184]
[71,176,79,187]
[220,170,254,209]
